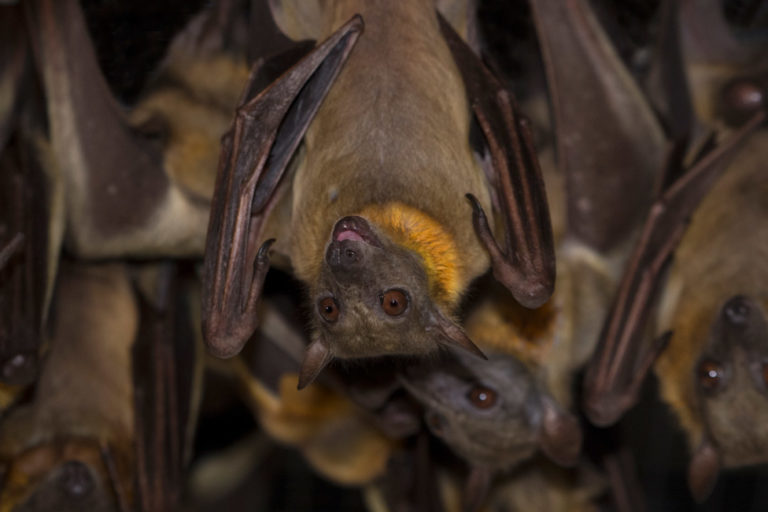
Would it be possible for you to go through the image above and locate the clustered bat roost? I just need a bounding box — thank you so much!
[0,0,766,510]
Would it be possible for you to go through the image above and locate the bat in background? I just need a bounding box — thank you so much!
[399,288,587,512]
[22,0,251,260]
[0,259,202,512]
[201,0,555,387]
[0,262,137,512]
[656,129,768,501]
[399,0,690,508]
[580,1,768,502]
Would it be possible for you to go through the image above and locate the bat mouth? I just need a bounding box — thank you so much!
[331,216,383,248]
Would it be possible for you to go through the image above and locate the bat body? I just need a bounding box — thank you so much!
[652,128,768,499]
[24,0,249,260]
[286,1,491,360]
[0,262,136,512]
[202,0,555,383]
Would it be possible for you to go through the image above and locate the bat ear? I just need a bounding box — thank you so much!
[462,465,492,512]
[538,396,582,467]
[298,337,333,390]
[429,309,487,360]
[688,438,720,503]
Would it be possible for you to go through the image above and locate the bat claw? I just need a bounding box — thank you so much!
[467,194,553,309]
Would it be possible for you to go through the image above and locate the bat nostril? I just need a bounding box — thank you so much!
[723,295,751,325]
[426,412,447,436]
[59,460,94,499]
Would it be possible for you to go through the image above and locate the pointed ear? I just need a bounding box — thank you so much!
[538,396,582,467]
[463,465,492,512]
[298,337,333,390]
[688,438,720,503]
[429,309,487,360]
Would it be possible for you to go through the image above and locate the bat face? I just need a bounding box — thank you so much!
[402,347,580,471]
[402,352,540,470]
[313,215,452,359]
[1,441,122,512]
[695,295,768,468]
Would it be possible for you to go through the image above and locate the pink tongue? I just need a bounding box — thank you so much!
[336,230,364,242]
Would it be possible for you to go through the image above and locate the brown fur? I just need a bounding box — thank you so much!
[273,0,492,294]
[0,262,136,509]
[655,129,768,465]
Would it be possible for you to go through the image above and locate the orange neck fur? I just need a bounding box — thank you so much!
[359,202,462,306]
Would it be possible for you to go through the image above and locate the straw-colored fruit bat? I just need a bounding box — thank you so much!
[580,0,768,502]
[0,260,201,512]
[201,0,556,387]
[0,263,137,512]
[23,0,250,260]
[9,0,249,398]
[399,289,585,512]
[582,119,766,501]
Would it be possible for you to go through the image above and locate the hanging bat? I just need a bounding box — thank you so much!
[577,2,768,498]
[580,1,768,429]
[0,262,137,512]
[399,289,583,512]
[0,259,202,512]
[655,134,768,502]
[585,121,767,502]
[202,0,556,390]
[22,0,254,260]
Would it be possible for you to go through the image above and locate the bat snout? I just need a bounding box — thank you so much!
[325,240,367,274]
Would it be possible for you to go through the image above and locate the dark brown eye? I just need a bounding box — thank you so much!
[381,289,408,316]
[318,297,339,322]
[467,385,497,409]
[698,360,724,392]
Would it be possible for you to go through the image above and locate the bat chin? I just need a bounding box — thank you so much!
[331,216,383,248]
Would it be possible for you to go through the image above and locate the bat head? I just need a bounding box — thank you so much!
[0,440,127,512]
[400,349,581,471]
[686,295,768,500]
[298,215,484,389]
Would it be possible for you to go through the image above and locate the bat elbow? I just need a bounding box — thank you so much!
[202,317,254,359]
[516,276,555,309]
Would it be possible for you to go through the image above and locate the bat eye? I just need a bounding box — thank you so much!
[318,297,340,322]
[467,385,497,409]
[698,360,724,392]
[380,289,408,316]
[58,460,94,499]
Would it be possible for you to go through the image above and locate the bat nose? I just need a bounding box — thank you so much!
[722,295,751,326]
[326,240,364,273]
